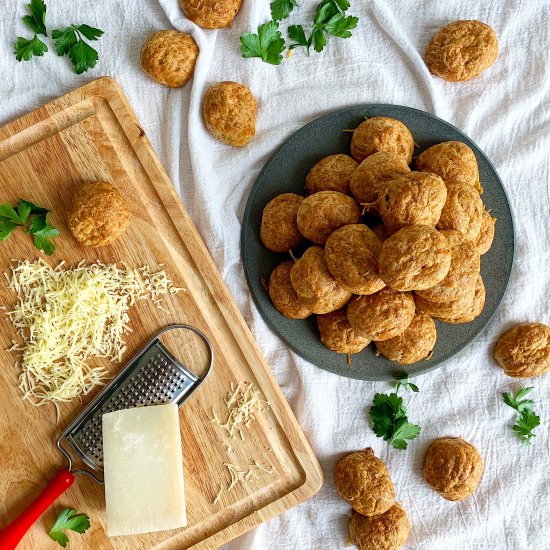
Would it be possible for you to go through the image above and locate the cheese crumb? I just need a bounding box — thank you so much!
[5,259,182,406]
[213,483,223,505]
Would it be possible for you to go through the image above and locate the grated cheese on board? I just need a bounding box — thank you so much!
[5,259,182,407]
[210,381,269,440]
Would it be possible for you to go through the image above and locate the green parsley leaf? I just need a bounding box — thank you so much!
[240,21,286,65]
[51,26,78,56]
[395,374,419,394]
[370,392,402,438]
[32,234,55,256]
[314,0,340,25]
[22,0,47,36]
[312,28,327,53]
[68,40,99,74]
[503,388,540,445]
[513,410,540,445]
[333,0,350,10]
[52,24,103,73]
[0,204,26,224]
[369,392,420,450]
[27,211,59,256]
[49,508,90,548]
[30,221,59,239]
[390,417,421,449]
[18,199,49,215]
[16,201,32,224]
[288,25,310,51]
[14,35,48,62]
[270,0,298,21]
[323,12,358,38]
[0,221,19,241]
[503,387,535,413]
[75,24,104,41]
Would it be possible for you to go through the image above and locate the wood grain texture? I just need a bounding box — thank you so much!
[0,77,322,549]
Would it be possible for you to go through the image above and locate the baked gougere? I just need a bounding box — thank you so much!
[203,81,256,146]
[67,181,131,247]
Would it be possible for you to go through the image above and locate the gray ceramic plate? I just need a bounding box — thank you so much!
[241,105,514,381]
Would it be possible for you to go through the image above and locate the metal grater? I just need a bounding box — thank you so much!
[56,324,213,484]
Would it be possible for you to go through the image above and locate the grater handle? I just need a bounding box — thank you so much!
[0,469,74,549]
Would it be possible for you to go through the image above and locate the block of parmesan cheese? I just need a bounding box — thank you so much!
[102,404,187,536]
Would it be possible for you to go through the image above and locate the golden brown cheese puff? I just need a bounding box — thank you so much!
[426,20,499,82]
[324,224,385,295]
[334,449,395,516]
[268,261,311,320]
[349,504,410,550]
[414,282,476,322]
[351,117,414,164]
[180,0,242,29]
[140,30,199,88]
[444,274,486,324]
[374,172,447,234]
[350,152,411,205]
[203,81,256,146]
[495,322,550,378]
[347,287,415,341]
[290,246,352,314]
[437,182,484,241]
[378,225,451,291]
[306,154,358,195]
[475,208,496,255]
[296,191,361,244]
[423,438,484,501]
[67,181,131,247]
[415,230,480,303]
[317,309,370,354]
[376,312,436,365]
[414,141,481,192]
[260,193,304,252]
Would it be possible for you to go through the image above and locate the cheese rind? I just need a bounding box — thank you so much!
[102,404,187,536]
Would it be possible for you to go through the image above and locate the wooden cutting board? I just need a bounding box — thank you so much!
[0,77,322,549]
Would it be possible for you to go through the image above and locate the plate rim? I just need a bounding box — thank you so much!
[241,103,516,381]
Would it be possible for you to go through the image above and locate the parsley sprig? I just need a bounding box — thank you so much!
[289,0,358,55]
[370,393,421,449]
[503,387,540,445]
[14,0,48,62]
[368,374,421,450]
[49,508,90,548]
[52,24,104,74]
[0,199,59,255]
[240,21,286,66]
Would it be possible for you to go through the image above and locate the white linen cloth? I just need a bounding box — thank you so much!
[1,1,550,548]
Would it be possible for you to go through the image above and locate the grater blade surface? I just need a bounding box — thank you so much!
[57,325,212,475]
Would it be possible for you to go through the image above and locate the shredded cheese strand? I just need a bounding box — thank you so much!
[5,259,181,406]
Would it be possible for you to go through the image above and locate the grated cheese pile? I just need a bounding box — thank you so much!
[210,381,269,440]
[5,259,181,406]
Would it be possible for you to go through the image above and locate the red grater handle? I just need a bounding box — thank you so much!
[0,469,74,549]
